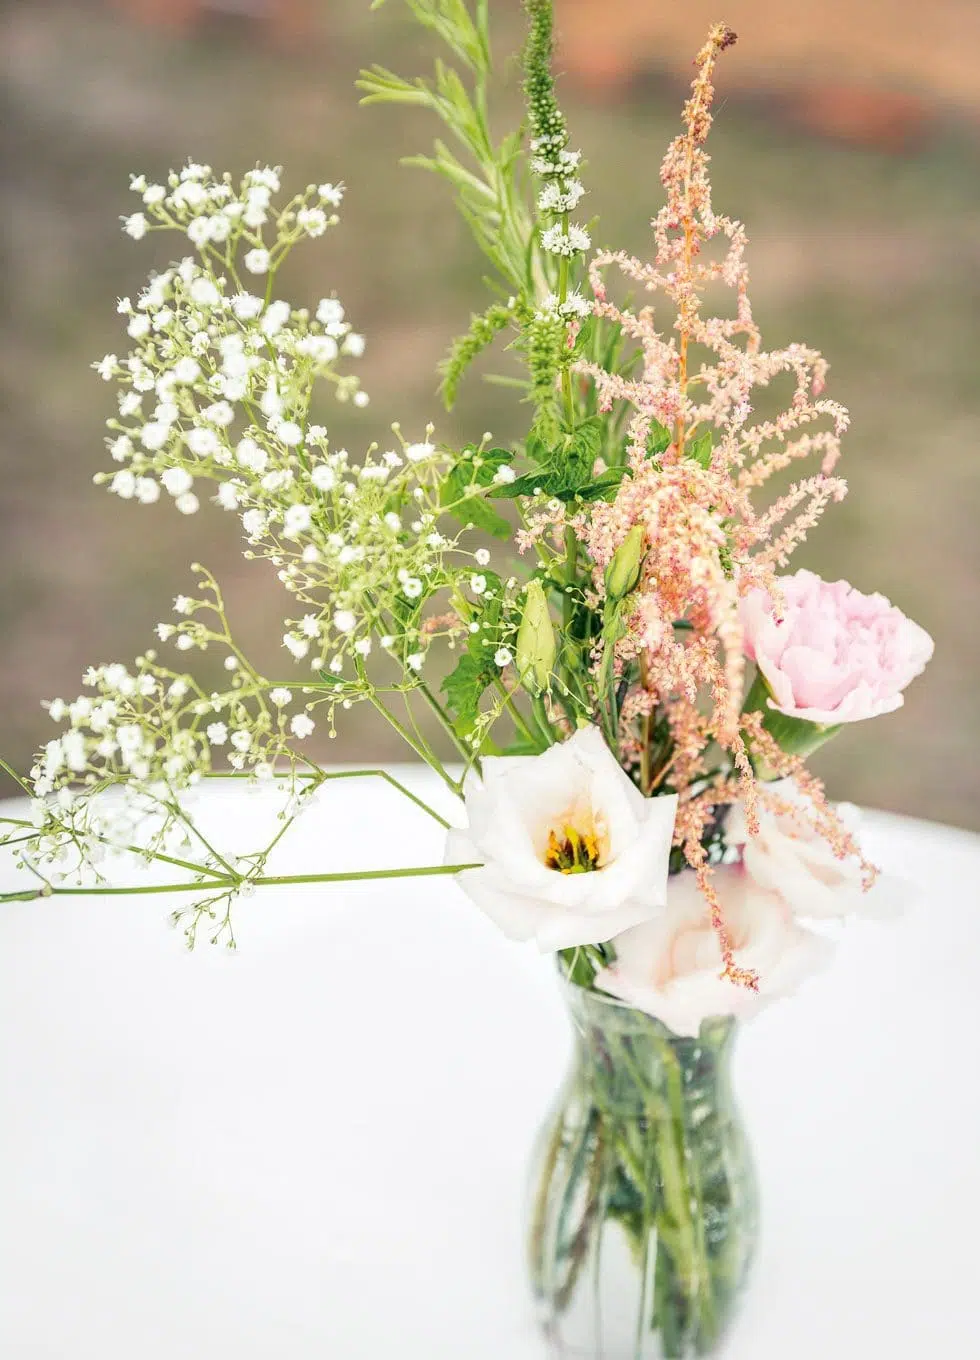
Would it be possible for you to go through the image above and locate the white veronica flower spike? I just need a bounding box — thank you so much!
[446,726,678,952]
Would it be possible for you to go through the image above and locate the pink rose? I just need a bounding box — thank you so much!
[740,569,933,724]
[593,864,832,1037]
[725,778,912,921]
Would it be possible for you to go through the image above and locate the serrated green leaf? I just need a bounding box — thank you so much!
[574,468,627,502]
[441,651,497,735]
[441,448,514,537]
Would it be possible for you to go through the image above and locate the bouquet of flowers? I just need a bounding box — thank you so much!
[0,3,933,1355]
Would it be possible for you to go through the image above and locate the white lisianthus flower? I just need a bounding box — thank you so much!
[593,865,833,1037]
[726,779,910,921]
[445,726,678,952]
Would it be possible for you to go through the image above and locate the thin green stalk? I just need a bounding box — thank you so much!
[317,767,453,830]
[170,803,238,877]
[531,693,556,746]
[492,678,539,746]
[366,692,463,799]
[239,862,481,887]
[417,680,472,764]
[557,211,576,426]
[1,861,482,904]
[0,757,32,797]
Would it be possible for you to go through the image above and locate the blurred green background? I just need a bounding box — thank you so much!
[1,0,978,828]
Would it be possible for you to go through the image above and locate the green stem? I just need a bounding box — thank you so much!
[557,211,575,426]
[1,861,482,903]
[317,767,453,830]
[0,757,32,797]
[531,693,556,746]
[417,680,476,768]
[366,692,463,800]
[492,679,539,746]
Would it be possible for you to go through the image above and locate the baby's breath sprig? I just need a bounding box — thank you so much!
[0,563,484,943]
[98,163,365,518]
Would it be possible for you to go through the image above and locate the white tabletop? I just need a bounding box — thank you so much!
[1,770,979,1359]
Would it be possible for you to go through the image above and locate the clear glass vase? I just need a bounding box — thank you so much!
[527,975,759,1359]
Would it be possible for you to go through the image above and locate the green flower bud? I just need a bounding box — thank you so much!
[604,524,646,602]
[516,580,556,693]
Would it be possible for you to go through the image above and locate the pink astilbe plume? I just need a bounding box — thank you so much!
[575,24,861,986]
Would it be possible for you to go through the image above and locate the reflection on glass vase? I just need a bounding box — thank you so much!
[527,974,759,1359]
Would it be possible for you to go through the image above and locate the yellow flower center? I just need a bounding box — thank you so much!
[544,823,602,875]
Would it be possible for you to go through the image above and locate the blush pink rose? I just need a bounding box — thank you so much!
[593,864,833,1037]
[740,569,933,725]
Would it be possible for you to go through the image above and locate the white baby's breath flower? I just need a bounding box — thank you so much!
[204,401,234,427]
[110,470,137,500]
[190,278,221,308]
[161,467,193,497]
[475,548,491,566]
[494,647,513,667]
[283,635,309,660]
[269,687,292,707]
[260,300,291,337]
[243,248,271,275]
[333,609,356,634]
[231,293,264,320]
[290,714,315,739]
[297,207,328,237]
[445,726,678,952]
[186,427,220,458]
[139,422,169,451]
[318,183,344,206]
[316,297,345,327]
[135,477,160,504]
[206,722,228,745]
[236,438,267,473]
[122,213,148,240]
[175,493,200,515]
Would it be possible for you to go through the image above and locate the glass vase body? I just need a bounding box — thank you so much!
[527,977,759,1359]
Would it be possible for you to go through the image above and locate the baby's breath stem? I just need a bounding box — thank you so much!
[366,692,463,799]
[0,757,32,797]
[0,861,483,904]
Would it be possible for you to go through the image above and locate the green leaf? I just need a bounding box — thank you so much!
[647,419,672,457]
[570,315,597,358]
[441,651,497,735]
[687,429,713,469]
[441,447,514,538]
[574,468,627,502]
[491,417,611,503]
